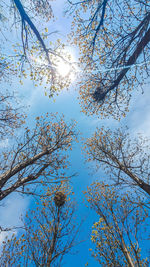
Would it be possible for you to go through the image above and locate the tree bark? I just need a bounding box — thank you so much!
[103,149,150,195]
[96,12,150,98]
[47,209,60,266]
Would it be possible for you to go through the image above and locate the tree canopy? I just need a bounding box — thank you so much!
[68,0,150,119]
[0,0,74,95]
[0,184,79,266]
[85,126,150,195]
[0,113,77,201]
[0,0,150,265]
[85,182,149,266]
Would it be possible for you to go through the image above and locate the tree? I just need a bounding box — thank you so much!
[0,0,76,142]
[0,113,77,201]
[0,0,74,95]
[0,0,72,147]
[68,0,150,118]
[85,182,149,266]
[0,184,79,266]
[0,90,25,139]
[85,127,150,195]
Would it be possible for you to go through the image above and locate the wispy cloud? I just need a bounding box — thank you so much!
[0,138,9,148]
[127,84,150,136]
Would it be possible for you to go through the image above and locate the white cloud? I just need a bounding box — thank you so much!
[0,194,29,242]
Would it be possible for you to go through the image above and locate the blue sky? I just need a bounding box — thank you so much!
[1,0,150,266]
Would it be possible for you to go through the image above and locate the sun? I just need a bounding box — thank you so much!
[30,48,78,82]
[56,50,78,81]
[57,59,71,77]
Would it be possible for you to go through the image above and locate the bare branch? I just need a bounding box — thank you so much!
[85,127,150,195]
[0,114,77,201]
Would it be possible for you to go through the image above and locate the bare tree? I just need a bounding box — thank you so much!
[68,0,150,118]
[85,182,149,266]
[0,113,77,201]
[0,184,79,267]
[85,127,150,195]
